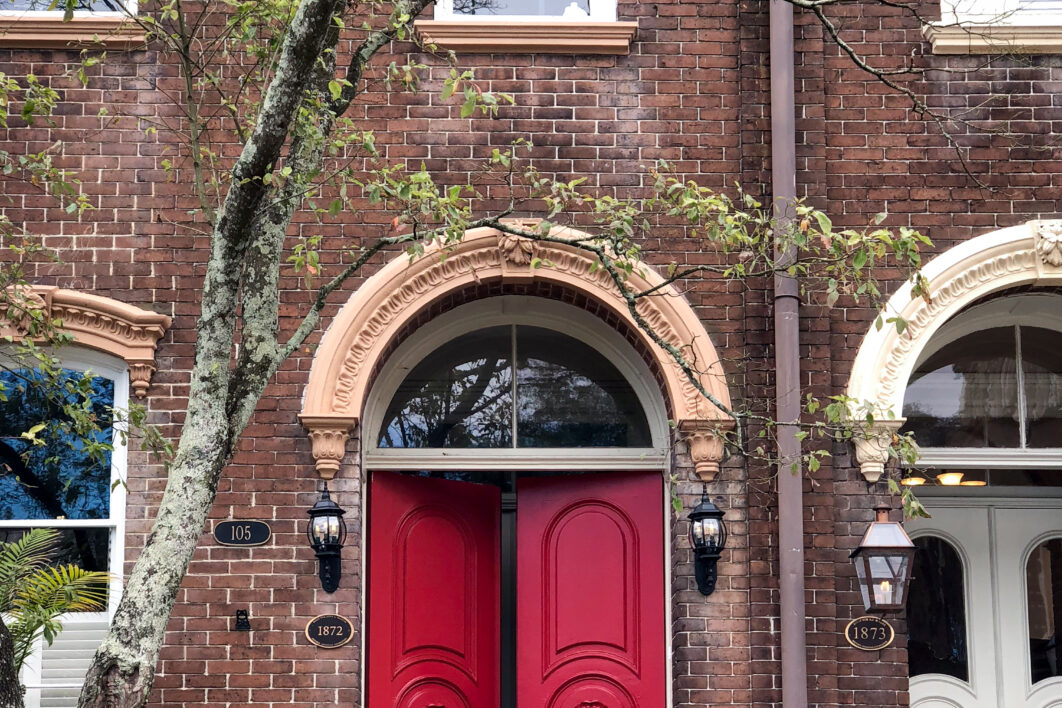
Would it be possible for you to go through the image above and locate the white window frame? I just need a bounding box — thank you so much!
[941,0,1062,26]
[0,0,135,17]
[905,293,1062,474]
[433,0,617,23]
[2,348,128,707]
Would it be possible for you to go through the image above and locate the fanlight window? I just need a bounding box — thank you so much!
[907,536,969,681]
[1027,537,1062,686]
[378,325,652,448]
[902,325,1062,449]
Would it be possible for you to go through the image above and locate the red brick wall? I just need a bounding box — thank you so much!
[2,0,1060,705]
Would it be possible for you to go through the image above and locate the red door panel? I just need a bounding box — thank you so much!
[368,472,500,708]
[517,472,666,708]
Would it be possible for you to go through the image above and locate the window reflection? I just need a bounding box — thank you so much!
[516,326,650,447]
[379,327,513,448]
[452,0,590,15]
[378,325,652,448]
[1027,537,1062,685]
[1020,328,1062,448]
[903,327,1020,448]
[907,536,969,681]
[0,369,114,521]
[0,527,110,606]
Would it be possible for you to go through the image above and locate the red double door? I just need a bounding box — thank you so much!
[368,470,666,708]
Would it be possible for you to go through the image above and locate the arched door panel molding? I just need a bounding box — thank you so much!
[300,226,733,480]
[845,220,1062,480]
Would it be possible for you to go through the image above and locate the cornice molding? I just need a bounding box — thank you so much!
[301,225,732,478]
[923,22,1062,55]
[1,286,171,397]
[0,16,146,50]
[414,20,638,55]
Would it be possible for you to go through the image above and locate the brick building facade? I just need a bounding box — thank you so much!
[2,0,1061,706]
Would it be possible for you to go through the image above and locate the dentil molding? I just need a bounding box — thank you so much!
[300,225,733,478]
[1,286,170,397]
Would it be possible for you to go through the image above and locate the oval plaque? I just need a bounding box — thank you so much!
[305,614,354,649]
[213,520,271,547]
[844,615,895,651]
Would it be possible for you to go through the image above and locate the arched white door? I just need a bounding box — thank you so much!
[907,499,1062,708]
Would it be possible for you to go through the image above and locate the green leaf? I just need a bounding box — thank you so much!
[814,211,832,235]
[328,80,342,101]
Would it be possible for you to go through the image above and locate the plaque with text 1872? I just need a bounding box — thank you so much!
[213,520,271,546]
[305,614,354,648]
[844,615,895,651]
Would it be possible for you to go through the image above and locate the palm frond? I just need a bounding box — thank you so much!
[15,565,110,614]
[0,528,58,612]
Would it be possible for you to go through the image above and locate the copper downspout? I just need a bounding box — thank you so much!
[769,0,809,705]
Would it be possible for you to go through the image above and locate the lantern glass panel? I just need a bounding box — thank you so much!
[311,515,340,546]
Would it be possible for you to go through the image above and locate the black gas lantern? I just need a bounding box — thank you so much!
[850,504,915,612]
[688,485,727,596]
[306,484,347,593]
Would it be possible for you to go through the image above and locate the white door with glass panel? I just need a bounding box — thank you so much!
[906,500,1062,708]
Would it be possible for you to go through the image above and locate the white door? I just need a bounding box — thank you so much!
[907,500,1062,708]
[995,508,1062,708]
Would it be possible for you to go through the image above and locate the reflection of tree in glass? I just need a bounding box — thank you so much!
[0,370,113,522]
[450,0,502,15]
[516,326,651,447]
[5,0,124,10]
[380,354,513,448]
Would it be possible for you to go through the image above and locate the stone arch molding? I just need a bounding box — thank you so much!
[0,285,171,397]
[846,219,1062,481]
[299,225,734,480]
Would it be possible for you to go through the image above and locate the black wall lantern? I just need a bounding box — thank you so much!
[688,485,727,596]
[850,504,915,612]
[306,484,347,593]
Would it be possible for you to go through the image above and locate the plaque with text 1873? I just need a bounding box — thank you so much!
[213,520,271,546]
[305,614,354,648]
[844,615,895,651]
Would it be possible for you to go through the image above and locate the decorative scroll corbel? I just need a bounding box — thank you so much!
[299,415,356,480]
[852,418,906,483]
[679,419,734,482]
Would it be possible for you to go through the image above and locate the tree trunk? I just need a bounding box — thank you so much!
[0,616,25,708]
[75,1,348,706]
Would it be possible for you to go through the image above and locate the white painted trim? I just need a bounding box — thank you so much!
[362,296,671,453]
[846,221,1062,419]
[911,293,1062,369]
[365,448,668,471]
[914,448,1062,468]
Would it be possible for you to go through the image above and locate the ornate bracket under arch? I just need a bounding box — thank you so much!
[845,219,1062,481]
[1,286,171,397]
[680,419,736,482]
[300,226,734,479]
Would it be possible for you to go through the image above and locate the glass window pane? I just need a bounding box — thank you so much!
[515,326,651,447]
[902,327,1020,447]
[1020,327,1062,448]
[0,528,110,608]
[0,369,114,521]
[907,536,969,681]
[453,0,589,16]
[378,327,513,448]
[1027,537,1062,685]
[3,0,123,9]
